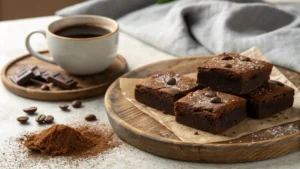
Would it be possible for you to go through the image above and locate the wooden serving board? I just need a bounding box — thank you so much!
[1,51,128,101]
[105,56,300,163]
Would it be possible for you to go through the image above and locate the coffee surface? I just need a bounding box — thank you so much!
[54,25,110,38]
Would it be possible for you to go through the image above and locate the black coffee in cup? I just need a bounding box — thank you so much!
[54,25,111,38]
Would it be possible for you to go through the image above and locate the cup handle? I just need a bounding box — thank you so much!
[25,30,56,64]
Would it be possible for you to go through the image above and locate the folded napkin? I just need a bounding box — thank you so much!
[57,0,300,73]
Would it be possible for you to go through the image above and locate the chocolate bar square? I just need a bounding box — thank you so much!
[48,73,77,89]
[10,66,37,86]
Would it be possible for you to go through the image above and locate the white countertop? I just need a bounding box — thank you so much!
[0,16,299,169]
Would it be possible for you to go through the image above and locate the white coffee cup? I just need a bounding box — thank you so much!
[26,15,119,75]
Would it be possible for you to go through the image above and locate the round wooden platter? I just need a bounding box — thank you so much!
[105,56,300,163]
[1,51,128,101]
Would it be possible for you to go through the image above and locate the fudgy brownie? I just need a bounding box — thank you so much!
[135,72,201,115]
[197,53,273,95]
[245,80,294,119]
[174,89,247,134]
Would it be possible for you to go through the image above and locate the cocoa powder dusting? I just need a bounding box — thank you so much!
[24,124,120,157]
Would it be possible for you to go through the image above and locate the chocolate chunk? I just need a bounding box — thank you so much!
[85,114,97,121]
[221,55,233,60]
[41,72,52,82]
[205,92,217,98]
[23,107,37,115]
[17,116,29,124]
[194,131,199,135]
[72,100,82,108]
[166,77,176,85]
[33,69,51,82]
[41,84,50,91]
[269,80,284,87]
[224,63,232,68]
[48,73,77,89]
[45,115,54,124]
[36,114,46,124]
[17,66,37,73]
[10,66,36,85]
[59,104,69,111]
[210,97,221,103]
[240,56,251,62]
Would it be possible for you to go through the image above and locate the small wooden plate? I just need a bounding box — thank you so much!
[105,56,300,163]
[1,51,128,101]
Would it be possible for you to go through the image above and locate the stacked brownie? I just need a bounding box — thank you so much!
[135,72,201,115]
[135,53,295,134]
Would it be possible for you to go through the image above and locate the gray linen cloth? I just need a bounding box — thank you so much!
[57,0,300,73]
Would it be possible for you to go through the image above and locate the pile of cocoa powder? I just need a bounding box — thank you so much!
[24,124,120,156]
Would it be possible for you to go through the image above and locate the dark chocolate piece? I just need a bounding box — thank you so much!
[210,96,221,103]
[205,91,217,98]
[48,73,77,89]
[240,56,251,62]
[166,77,176,85]
[175,89,247,134]
[33,69,51,82]
[245,80,295,119]
[221,55,233,60]
[10,66,36,85]
[223,63,232,68]
[135,71,202,115]
[41,71,52,82]
[197,53,273,95]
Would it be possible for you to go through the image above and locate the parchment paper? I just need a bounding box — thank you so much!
[120,47,300,143]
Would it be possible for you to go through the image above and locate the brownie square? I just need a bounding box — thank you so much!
[135,72,201,115]
[197,53,273,95]
[245,80,295,119]
[174,89,247,134]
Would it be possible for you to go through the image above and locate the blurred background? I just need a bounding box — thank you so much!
[0,0,84,20]
[0,0,299,21]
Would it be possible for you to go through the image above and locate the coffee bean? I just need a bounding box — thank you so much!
[72,100,82,108]
[205,92,217,98]
[45,115,54,124]
[240,56,251,62]
[166,78,176,85]
[269,80,284,87]
[59,104,69,111]
[40,84,50,91]
[36,114,46,124]
[224,63,232,68]
[85,114,97,121]
[23,107,37,115]
[221,55,233,60]
[210,97,221,103]
[17,116,29,124]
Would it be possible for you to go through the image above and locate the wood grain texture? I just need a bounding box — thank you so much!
[105,56,300,163]
[1,51,128,101]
